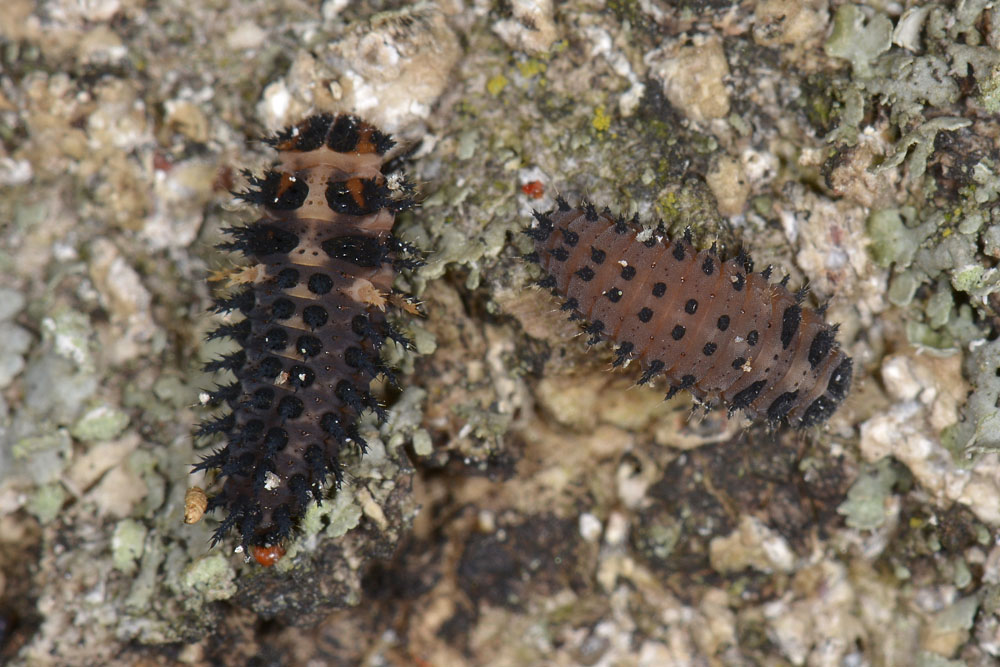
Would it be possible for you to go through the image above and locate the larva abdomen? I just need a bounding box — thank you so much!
[528,199,852,428]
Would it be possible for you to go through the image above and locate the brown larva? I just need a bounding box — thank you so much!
[524,198,852,427]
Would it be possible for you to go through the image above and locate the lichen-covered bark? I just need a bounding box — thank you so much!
[3,0,1000,665]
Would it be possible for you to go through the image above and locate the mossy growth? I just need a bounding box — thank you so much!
[823,3,1000,457]
[940,338,1000,456]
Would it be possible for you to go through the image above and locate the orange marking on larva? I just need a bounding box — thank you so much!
[346,178,367,208]
[275,172,298,199]
[355,127,378,154]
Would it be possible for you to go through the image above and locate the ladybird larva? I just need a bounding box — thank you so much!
[524,198,852,427]
[193,113,420,555]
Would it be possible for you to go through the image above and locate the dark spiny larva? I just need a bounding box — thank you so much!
[525,198,852,428]
[194,113,419,556]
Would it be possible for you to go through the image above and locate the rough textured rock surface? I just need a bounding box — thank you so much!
[2,1,1000,665]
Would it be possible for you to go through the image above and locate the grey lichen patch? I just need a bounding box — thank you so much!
[873,117,971,180]
[837,458,899,531]
[979,63,1000,113]
[824,4,892,79]
[873,201,1000,353]
[406,319,438,357]
[21,354,99,428]
[942,338,1000,455]
[0,287,27,322]
[922,595,981,659]
[298,483,363,544]
[0,288,30,391]
[867,208,931,270]
[25,482,68,524]
[11,429,73,486]
[866,52,961,127]
[40,308,96,373]
[179,554,238,607]
[384,386,433,457]
[70,404,130,443]
[823,2,1000,363]
[111,518,147,575]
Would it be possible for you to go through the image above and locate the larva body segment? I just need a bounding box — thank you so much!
[526,199,852,428]
[194,114,418,553]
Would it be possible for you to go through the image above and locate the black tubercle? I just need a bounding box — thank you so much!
[236,171,309,210]
[326,178,411,216]
[321,234,390,267]
[218,223,300,257]
[266,112,395,155]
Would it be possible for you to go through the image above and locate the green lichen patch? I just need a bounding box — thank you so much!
[25,482,67,524]
[941,338,1000,455]
[111,519,147,574]
[70,404,130,443]
[824,3,1000,385]
[296,484,363,547]
[179,554,238,607]
[824,4,892,79]
[866,208,929,269]
[837,458,899,531]
[40,308,95,373]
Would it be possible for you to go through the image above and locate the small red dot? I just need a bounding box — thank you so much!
[153,152,173,173]
[521,180,544,199]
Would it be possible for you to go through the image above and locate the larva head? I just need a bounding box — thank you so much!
[267,113,395,156]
